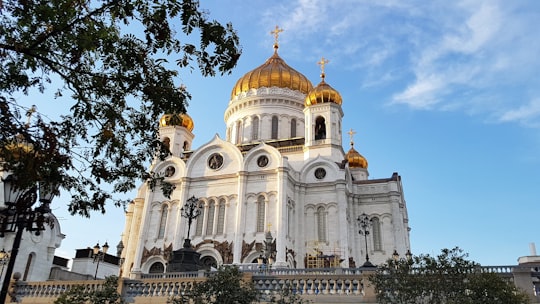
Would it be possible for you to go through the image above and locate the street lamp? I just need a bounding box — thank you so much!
[180,195,202,248]
[0,175,55,303]
[92,242,109,280]
[258,230,276,273]
[0,249,9,281]
[357,213,375,267]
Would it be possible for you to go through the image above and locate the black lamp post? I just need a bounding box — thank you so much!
[357,213,375,267]
[167,196,203,272]
[92,242,109,280]
[0,175,55,303]
[180,195,202,248]
[258,230,276,273]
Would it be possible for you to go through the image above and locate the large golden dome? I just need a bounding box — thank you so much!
[159,113,194,131]
[231,46,313,99]
[346,145,368,169]
[305,73,342,106]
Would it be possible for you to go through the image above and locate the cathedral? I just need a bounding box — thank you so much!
[120,32,411,277]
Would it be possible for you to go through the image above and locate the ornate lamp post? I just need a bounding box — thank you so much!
[180,195,202,248]
[258,229,276,273]
[0,175,56,303]
[357,213,375,267]
[92,242,109,280]
[167,196,203,272]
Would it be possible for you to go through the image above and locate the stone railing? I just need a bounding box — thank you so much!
[9,266,540,304]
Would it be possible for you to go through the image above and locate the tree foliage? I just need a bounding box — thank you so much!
[0,0,241,216]
[167,266,311,304]
[168,266,259,304]
[369,247,530,304]
[54,275,124,304]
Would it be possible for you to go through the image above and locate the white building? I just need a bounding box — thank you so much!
[0,211,64,283]
[120,41,411,278]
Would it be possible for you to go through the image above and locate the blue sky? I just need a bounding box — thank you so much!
[51,0,540,266]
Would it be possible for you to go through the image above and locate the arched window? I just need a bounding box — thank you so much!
[236,120,243,144]
[315,116,326,140]
[290,119,297,137]
[317,206,327,242]
[217,199,226,234]
[372,217,382,251]
[149,262,165,273]
[183,141,189,151]
[256,196,265,232]
[23,253,34,281]
[251,116,259,141]
[195,204,205,236]
[157,205,168,239]
[271,116,278,139]
[163,137,170,150]
[206,199,215,235]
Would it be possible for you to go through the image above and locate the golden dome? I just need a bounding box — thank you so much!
[159,113,194,131]
[231,46,313,99]
[305,73,342,106]
[346,145,368,169]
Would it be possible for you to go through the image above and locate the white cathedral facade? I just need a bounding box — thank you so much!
[120,40,411,277]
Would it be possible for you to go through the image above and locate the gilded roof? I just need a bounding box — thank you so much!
[230,47,313,99]
[159,113,194,131]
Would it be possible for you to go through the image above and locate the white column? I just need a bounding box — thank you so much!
[274,167,288,268]
[233,171,247,264]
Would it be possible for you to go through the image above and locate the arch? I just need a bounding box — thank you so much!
[371,217,382,251]
[206,199,216,235]
[236,120,243,144]
[162,137,170,150]
[23,252,35,281]
[271,116,278,139]
[316,206,327,243]
[216,198,226,235]
[290,118,297,138]
[149,262,165,273]
[315,116,326,140]
[256,195,265,232]
[157,205,168,239]
[251,116,259,141]
[183,141,189,151]
[200,256,218,271]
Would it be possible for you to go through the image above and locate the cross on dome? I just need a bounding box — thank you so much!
[270,25,284,51]
[348,128,357,146]
[317,57,329,77]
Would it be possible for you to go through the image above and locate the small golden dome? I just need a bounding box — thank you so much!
[305,74,342,106]
[159,113,194,131]
[346,145,368,169]
[231,46,313,99]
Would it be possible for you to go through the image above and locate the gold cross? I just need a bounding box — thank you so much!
[270,25,284,46]
[317,57,329,74]
[267,222,272,231]
[348,128,356,144]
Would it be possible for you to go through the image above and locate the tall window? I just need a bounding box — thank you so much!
[217,199,226,234]
[157,205,168,239]
[372,217,382,251]
[271,116,278,139]
[315,116,326,140]
[251,116,259,140]
[206,199,215,235]
[195,204,205,236]
[23,253,34,281]
[317,206,327,242]
[236,120,242,144]
[290,119,297,137]
[256,195,265,232]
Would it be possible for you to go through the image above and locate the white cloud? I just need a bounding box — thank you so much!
[498,99,540,125]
